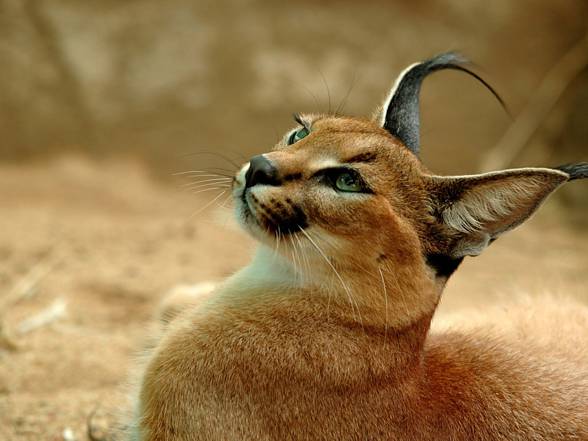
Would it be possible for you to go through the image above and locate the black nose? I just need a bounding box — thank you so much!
[245,155,280,188]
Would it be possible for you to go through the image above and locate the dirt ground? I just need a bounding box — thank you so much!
[1,156,587,441]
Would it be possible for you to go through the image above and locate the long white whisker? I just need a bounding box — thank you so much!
[304,228,362,321]
[173,171,232,178]
[190,186,229,195]
[380,266,411,319]
[189,190,228,219]
[289,235,302,281]
[293,233,311,283]
[182,177,232,186]
[180,175,233,182]
[298,227,362,327]
[274,227,282,258]
[292,233,304,281]
[288,235,296,276]
[183,181,232,191]
[219,193,233,209]
[183,182,230,190]
[378,267,389,344]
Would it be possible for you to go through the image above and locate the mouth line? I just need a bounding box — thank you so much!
[240,187,248,208]
[240,188,256,226]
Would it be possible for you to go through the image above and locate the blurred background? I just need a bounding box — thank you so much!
[1,1,587,440]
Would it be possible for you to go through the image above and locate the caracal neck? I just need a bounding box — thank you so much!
[216,245,305,301]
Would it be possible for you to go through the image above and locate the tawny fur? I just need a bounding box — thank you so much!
[128,106,587,439]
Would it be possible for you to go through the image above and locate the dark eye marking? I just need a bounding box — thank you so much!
[283,172,303,182]
[344,152,377,164]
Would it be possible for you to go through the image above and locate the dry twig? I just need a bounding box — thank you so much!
[0,250,58,350]
[16,298,67,335]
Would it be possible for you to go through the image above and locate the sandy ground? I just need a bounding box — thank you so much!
[1,156,587,441]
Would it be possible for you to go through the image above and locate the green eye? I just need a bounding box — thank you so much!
[335,171,363,192]
[288,127,309,145]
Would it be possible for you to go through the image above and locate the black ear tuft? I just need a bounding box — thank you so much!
[382,52,505,156]
[554,162,588,181]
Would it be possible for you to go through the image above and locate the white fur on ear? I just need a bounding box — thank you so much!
[379,62,420,128]
[451,232,490,257]
[433,168,568,257]
[442,176,549,234]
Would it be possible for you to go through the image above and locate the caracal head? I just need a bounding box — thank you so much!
[232,53,587,285]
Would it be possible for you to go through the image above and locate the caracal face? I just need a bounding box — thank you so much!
[228,49,586,286]
[232,114,432,277]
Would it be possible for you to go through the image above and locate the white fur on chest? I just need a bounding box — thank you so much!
[213,246,302,303]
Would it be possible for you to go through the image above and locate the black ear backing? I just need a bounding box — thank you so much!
[381,52,505,156]
[554,162,588,181]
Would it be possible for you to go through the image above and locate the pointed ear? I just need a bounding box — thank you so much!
[428,168,571,258]
[377,52,504,156]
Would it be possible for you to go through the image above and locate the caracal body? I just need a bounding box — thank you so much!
[130,54,588,440]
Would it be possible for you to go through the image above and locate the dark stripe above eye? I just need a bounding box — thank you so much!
[344,152,377,163]
[283,172,303,182]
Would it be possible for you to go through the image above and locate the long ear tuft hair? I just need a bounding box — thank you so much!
[554,162,588,181]
[381,52,506,156]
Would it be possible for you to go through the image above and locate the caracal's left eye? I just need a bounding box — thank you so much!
[288,127,310,145]
[335,171,363,192]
